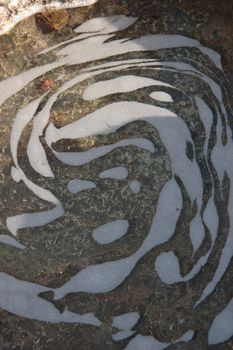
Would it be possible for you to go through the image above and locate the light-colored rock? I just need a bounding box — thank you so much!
[0,0,99,35]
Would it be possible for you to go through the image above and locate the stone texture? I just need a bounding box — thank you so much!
[0,0,98,34]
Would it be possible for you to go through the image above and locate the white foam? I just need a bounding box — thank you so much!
[27,95,59,178]
[45,102,176,142]
[56,32,221,69]
[112,312,140,330]
[6,164,64,236]
[125,334,169,350]
[129,180,141,193]
[197,165,233,304]
[211,113,225,183]
[8,93,65,236]
[155,251,182,284]
[200,46,222,70]
[67,179,96,193]
[125,330,194,350]
[27,136,54,178]
[74,15,137,34]
[0,64,58,106]
[53,179,182,299]
[2,14,230,334]
[51,137,155,166]
[10,96,44,166]
[203,195,218,243]
[7,205,64,236]
[0,18,222,108]
[82,58,157,72]
[11,166,21,183]
[0,272,101,325]
[0,235,26,249]
[53,255,138,300]
[196,125,233,306]
[161,61,223,104]
[177,330,194,342]
[195,96,213,156]
[112,330,136,341]
[92,220,129,245]
[189,213,205,253]
[45,98,203,209]
[38,33,94,55]
[99,167,128,180]
[83,75,172,100]
[140,178,182,250]
[46,100,202,206]
[150,91,173,102]
[208,297,233,344]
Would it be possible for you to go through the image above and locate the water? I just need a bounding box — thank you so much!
[0,9,232,350]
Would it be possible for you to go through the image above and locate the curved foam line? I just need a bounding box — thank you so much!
[52,137,155,166]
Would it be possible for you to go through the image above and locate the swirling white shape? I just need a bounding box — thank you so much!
[0,15,232,347]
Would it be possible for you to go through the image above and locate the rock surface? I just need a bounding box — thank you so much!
[0,0,98,34]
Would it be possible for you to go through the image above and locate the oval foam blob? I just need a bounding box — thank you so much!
[92,220,129,244]
[67,179,96,193]
[99,166,128,180]
[150,91,173,102]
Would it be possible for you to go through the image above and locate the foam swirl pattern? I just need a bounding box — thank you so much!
[0,15,233,349]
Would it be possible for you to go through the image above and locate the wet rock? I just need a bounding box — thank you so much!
[36,9,69,32]
[0,0,98,35]
[41,78,56,91]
